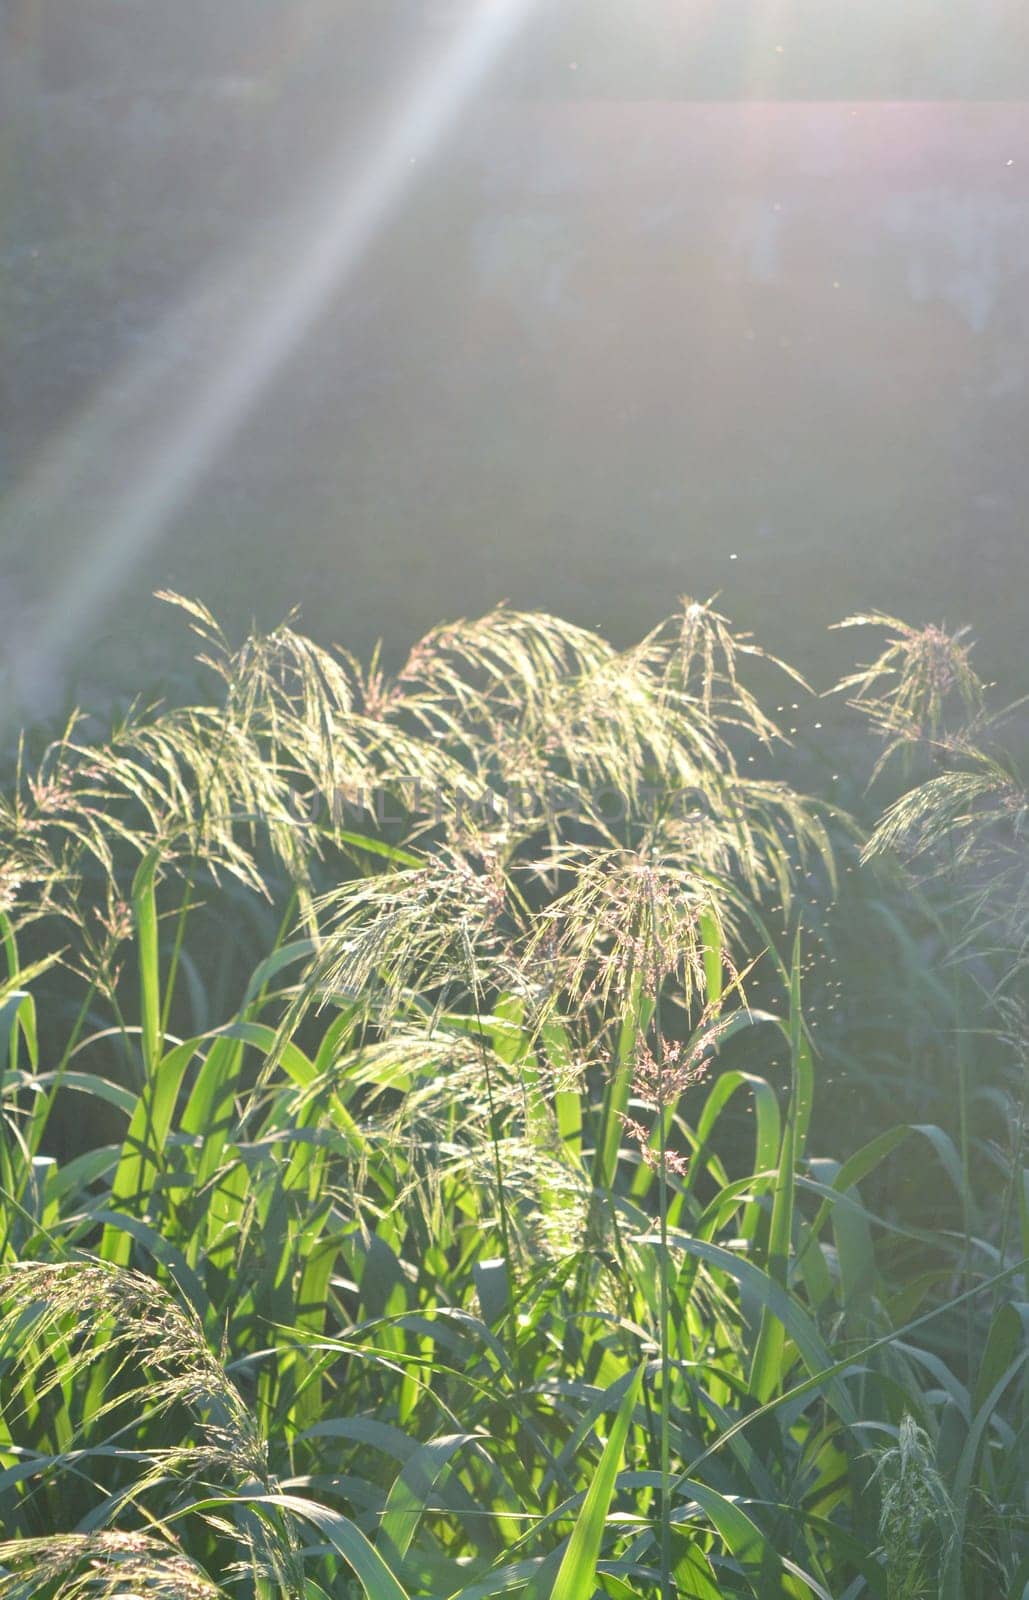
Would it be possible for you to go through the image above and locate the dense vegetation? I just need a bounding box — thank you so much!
[0,596,1025,1598]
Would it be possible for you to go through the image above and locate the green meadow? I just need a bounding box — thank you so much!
[0,596,1025,1598]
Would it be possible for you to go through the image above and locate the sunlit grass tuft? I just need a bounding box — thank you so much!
[0,597,1023,1599]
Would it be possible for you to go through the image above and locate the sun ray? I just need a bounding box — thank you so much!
[1,0,538,726]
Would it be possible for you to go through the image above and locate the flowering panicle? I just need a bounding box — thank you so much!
[633,1034,713,1110]
[620,1030,714,1177]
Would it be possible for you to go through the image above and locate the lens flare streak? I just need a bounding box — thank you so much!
[2,0,537,717]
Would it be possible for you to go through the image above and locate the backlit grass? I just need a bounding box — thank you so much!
[0,597,1024,1598]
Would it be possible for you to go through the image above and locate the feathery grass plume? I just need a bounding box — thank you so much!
[279,1011,600,1268]
[0,1261,309,1596]
[653,773,838,908]
[0,599,837,1046]
[521,843,726,1024]
[284,839,510,1035]
[363,601,829,861]
[647,594,809,744]
[279,1026,528,1228]
[862,742,1028,989]
[870,1415,956,1600]
[0,597,450,957]
[172,592,463,846]
[865,751,1021,866]
[838,613,1026,1274]
[379,607,616,741]
[498,1137,594,1261]
[0,1259,266,1482]
[0,701,297,960]
[0,1532,225,1600]
[831,612,985,779]
[361,606,661,847]
[958,1488,1029,1599]
[620,1026,717,1177]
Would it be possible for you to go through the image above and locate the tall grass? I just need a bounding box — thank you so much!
[0,596,1024,1598]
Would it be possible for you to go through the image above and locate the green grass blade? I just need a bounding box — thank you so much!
[676,1479,781,1595]
[596,977,652,1191]
[547,1365,643,1600]
[132,848,163,1075]
[379,1432,478,1562]
[749,933,806,1402]
[193,1492,411,1600]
